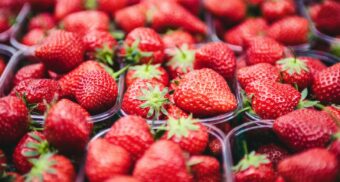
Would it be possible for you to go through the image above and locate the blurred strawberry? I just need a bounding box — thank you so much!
[22,28,47,46]
[54,0,83,20]
[0,56,6,76]
[204,0,246,23]
[27,0,55,10]
[257,144,289,168]
[162,30,195,48]
[189,155,221,182]
[28,13,55,31]
[126,64,169,88]
[105,176,140,182]
[299,56,327,78]
[87,0,128,16]
[246,37,284,65]
[261,0,295,22]
[175,0,200,15]
[114,3,147,33]
[315,1,340,36]
[308,3,321,21]
[165,104,188,119]
[165,44,195,79]
[13,63,46,86]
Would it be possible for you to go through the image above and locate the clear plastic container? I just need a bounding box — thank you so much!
[76,123,229,182]
[225,120,275,182]
[244,50,339,122]
[0,44,16,80]
[0,3,30,42]
[0,49,125,124]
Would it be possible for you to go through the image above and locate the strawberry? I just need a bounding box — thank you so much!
[0,172,24,182]
[245,80,301,119]
[273,109,338,151]
[13,131,50,174]
[35,30,85,74]
[246,37,284,65]
[0,56,6,76]
[233,152,276,182]
[165,44,195,79]
[133,140,193,182]
[105,176,140,182]
[114,3,147,33]
[0,11,11,33]
[261,0,295,22]
[237,63,281,89]
[126,64,169,88]
[82,30,118,65]
[174,68,237,117]
[162,116,209,155]
[166,104,188,119]
[105,115,154,161]
[268,16,309,46]
[315,1,340,36]
[278,148,338,182]
[323,106,340,124]
[121,79,169,120]
[10,79,62,113]
[175,0,200,15]
[162,30,195,48]
[194,42,236,80]
[74,70,118,114]
[28,13,55,31]
[54,0,83,20]
[122,27,165,65]
[22,28,47,46]
[257,144,289,168]
[329,133,340,163]
[44,99,93,154]
[85,138,132,182]
[25,153,75,182]
[189,155,221,182]
[0,149,6,173]
[62,10,110,34]
[312,63,340,104]
[299,56,327,78]
[13,63,47,86]
[276,57,312,90]
[223,18,268,47]
[0,96,29,146]
[203,0,246,23]
[308,3,321,21]
[208,138,222,156]
[90,0,128,16]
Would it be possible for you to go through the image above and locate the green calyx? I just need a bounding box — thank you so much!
[277,57,309,75]
[23,133,52,159]
[166,44,195,73]
[95,44,115,66]
[123,39,153,64]
[15,92,37,113]
[233,151,270,172]
[138,83,169,120]
[165,115,200,139]
[130,64,162,80]
[297,88,319,109]
[85,0,97,9]
[330,43,340,57]
[25,153,57,182]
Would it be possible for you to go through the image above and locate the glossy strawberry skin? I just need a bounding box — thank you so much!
[312,63,340,104]
[246,37,284,65]
[82,30,118,57]
[105,176,140,182]
[273,109,338,151]
[315,1,340,36]
[237,63,281,89]
[85,139,132,182]
[133,140,193,182]
[0,96,28,146]
[329,139,340,163]
[114,3,147,33]
[13,63,46,87]
[257,144,289,167]
[278,148,338,182]
[162,30,195,48]
[22,28,47,46]
[234,162,276,182]
[194,42,236,80]
[245,81,301,119]
[44,99,93,154]
[204,0,246,23]
[0,57,6,76]
[105,116,154,161]
[35,30,85,74]
[261,0,295,22]
[125,64,169,88]
[96,0,127,15]
[299,57,327,78]
[54,0,83,20]
[165,104,189,119]
[28,13,55,31]
[189,155,221,182]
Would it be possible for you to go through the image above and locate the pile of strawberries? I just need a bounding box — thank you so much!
[0,0,339,182]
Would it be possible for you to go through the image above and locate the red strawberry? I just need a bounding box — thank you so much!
[323,106,340,125]
[35,30,85,74]
[166,104,189,119]
[329,133,340,163]
[25,153,75,182]
[44,99,93,154]
[0,11,11,32]
[162,30,195,48]
[114,3,147,33]
[278,148,338,182]
[245,80,301,119]
[126,64,169,88]
[175,0,200,15]
[308,3,321,21]
[85,138,132,182]
[165,44,195,79]
[74,70,118,113]
[13,131,49,173]
[273,109,338,151]
[208,138,222,156]
[54,0,83,20]
[194,42,236,80]
[105,176,140,182]
[189,155,221,182]
[257,144,289,167]
[233,152,276,182]
[0,56,6,76]
[276,57,312,90]
[203,0,246,23]
[268,16,309,46]
[224,18,268,47]
[299,56,327,77]
[10,79,62,113]
[105,115,154,161]
[246,37,284,65]
[28,13,55,31]
[93,0,128,16]
[0,149,6,173]
[315,1,340,36]
[133,140,193,182]
[237,63,281,89]
[174,68,237,117]
[162,116,209,155]
[13,63,47,86]
[261,0,295,22]
[122,79,169,119]
[22,29,47,46]
[62,10,110,34]
[122,27,165,65]
[0,96,28,146]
